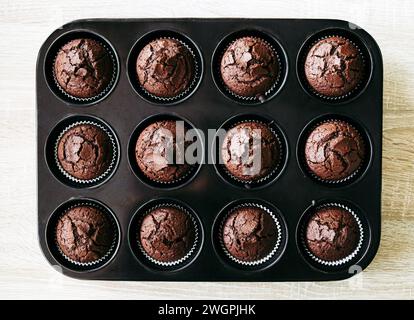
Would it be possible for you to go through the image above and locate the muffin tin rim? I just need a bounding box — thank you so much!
[295,113,374,188]
[43,28,121,107]
[44,197,122,273]
[295,27,374,105]
[127,112,204,190]
[295,198,372,274]
[126,28,205,106]
[211,198,289,272]
[127,197,205,273]
[211,28,289,106]
[211,112,289,190]
[44,114,121,189]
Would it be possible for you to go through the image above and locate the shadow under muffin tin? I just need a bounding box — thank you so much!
[37,19,382,281]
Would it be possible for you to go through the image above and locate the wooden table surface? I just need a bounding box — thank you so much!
[0,0,413,300]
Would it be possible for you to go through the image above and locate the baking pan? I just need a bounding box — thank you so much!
[37,18,382,281]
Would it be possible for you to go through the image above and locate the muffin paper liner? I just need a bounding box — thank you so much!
[52,39,118,104]
[301,34,367,101]
[300,202,364,267]
[218,36,282,103]
[136,37,201,103]
[136,202,199,267]
[54,120,118,185]
[218,202,283,266]
[54,200,118,268]
[141,163,197,187]
[220,119,283,186]
[301,118,366,185]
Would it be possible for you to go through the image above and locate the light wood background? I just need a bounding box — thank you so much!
[0,0,413,300]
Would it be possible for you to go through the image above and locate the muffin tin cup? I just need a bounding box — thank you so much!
[221,38,281,102]
[128,113,203,189]
[221,120,283,185]
[298,202,366,269]
[127,31,203,105]
[129,199,203,271]
[213,114,288,189]
[45,115,120,188]
[54,120,118,186]
[47,199,120,272]
[297,29,371,103]
[212,30,287,105]
[136,203,199,268]
[297,115,371,186]
[137,37,200,103]
[46,30,119,105]
[219,202,282,267]
[213,199,288,271]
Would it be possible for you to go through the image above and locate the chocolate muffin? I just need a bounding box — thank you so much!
[54,38,114,98]
[222,206,278,262]
[135,120,193,183]
[56,205,114,263]
[221,121,280,181]
[304,36,364,97]
[139,206,195,262]
[305,206,360,262]
[220,37,279,98]
[57,123,113,181]
[304,120,365,181]
[136,38,195,98]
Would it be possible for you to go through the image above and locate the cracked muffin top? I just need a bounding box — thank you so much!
[304,120,365,181]
[135,120,194,183]
[304,36,364,97]
[54,38,114,98]
[136,38,194,98]
[56,205,114,263]
[220,36,279,98]
[139,206,195,262]
[305,206,360,261]
[222,206,278,262]
[57,124,113,181]
[221,121,280,182]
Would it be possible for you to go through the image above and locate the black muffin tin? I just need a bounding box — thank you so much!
[37,18,382,281]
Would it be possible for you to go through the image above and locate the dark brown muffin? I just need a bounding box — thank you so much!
[305,206,360,262]
[304,36,364,97]
[54,38,113,98]
[136,38,194,98]
[57,124,113,181]
[56,205,114,263]
[139,206,195,262]
[135,120,193,183]
[304,120,365,181]
[220,37,279,97]
[222,206,278,262]
[221,121,280,181]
